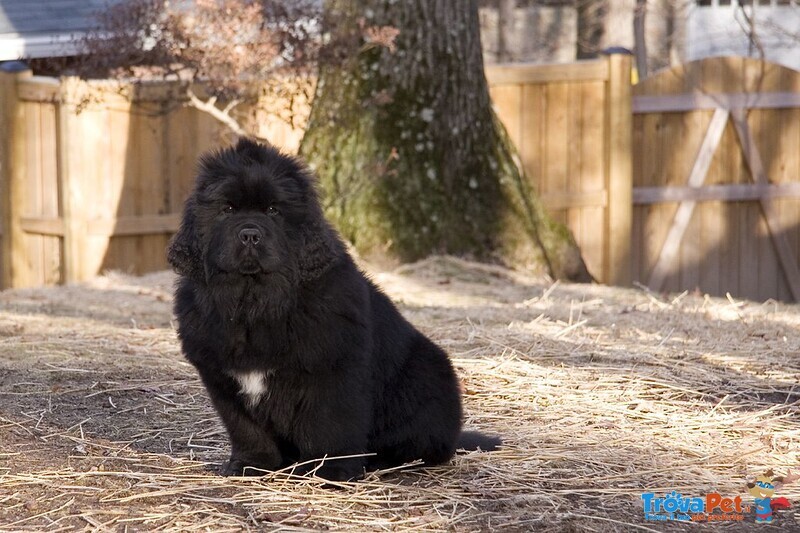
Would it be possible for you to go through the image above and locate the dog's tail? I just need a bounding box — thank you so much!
[457,430,502,452]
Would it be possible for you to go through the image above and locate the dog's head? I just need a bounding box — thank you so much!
[167,138,342,286]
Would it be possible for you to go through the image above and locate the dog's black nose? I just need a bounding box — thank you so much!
[238,227,262,246]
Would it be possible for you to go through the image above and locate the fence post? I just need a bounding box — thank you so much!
[58,76,88,284]
[604,50,633,286]
[0,67,32,289]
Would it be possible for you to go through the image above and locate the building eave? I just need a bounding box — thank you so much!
[0,32,86,61]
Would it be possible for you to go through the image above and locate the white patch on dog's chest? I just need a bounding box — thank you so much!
[232,370,273,406]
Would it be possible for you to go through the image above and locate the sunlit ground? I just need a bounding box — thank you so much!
[0,256,797,531]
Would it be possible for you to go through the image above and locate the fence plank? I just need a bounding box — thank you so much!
[633,92,800,113]
[25,102,44,285]
[98,104,132,274]
[519,83,544,196]
[486,60,608,86]
[20,217,65,236]
[580,81,607,282]
[39,102,61,284]
[1,70,33,288]
[544,81,569,226]
[59,77,90,283]
[567,82,583,250]
[0,73,11,286]
[17,76,60,102]
[137,107,170,273]
[491,84,522,147]
[605,53,633,286]
[88,214,181,236]
[633,182,800,203]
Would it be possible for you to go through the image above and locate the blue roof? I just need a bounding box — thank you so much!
[0,0,125,59]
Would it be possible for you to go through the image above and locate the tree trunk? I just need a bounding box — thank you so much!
[497,0,516,63]
[633,0,648,79]
[577,0,607,59]
[300,0,592,282]
[577,0,635,59]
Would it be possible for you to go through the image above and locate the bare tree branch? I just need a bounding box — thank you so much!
[185,88,259,141]
[734,2,766,61]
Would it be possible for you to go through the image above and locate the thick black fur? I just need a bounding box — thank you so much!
[168,139,500,481]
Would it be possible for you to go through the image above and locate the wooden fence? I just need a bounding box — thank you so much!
[487,53,632,286]
[489,54,800,303]
[3,55,800,302]
[0,72,305,288]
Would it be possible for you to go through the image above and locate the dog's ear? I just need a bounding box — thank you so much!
[284,161,344,281]
[167,197,205,282]
[297,220,344,282]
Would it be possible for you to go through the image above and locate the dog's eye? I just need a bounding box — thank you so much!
[266,206,279,216]
[222,205,235,215]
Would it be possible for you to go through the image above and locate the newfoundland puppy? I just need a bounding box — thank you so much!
[167,138,499,480]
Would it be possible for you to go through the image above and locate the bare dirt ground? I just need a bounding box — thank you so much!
[0,256,798,531]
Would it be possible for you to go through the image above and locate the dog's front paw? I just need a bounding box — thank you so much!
[220,458,247,476]
[291,457,365,482]
[313,462,365,482]
[221,457,271,477]
[221,448,282,477]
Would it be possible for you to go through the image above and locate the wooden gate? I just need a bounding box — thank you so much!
[632,57,800,302]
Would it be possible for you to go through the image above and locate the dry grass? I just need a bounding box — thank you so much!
[0,256,798,531]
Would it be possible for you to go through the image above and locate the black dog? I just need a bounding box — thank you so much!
[167,138,499,480]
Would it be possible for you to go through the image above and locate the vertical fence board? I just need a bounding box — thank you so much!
[544,81,569,227]
[138,109,170,274]
[24,101,44,285]
[605,53,633,286]
[566,82,583,258]
[167,106,197,215]
[39,103,61,285]
[519,83,544,197]
[98,106,120,274]
[59,77,89,283]
[2,71,33,288]
[491,85,522,148]
[118,107,141,272]
[579,81,607,281]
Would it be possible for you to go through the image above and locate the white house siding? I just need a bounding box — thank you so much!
[686,1,800,71]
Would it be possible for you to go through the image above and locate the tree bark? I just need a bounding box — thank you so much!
[577,0,607,59]
[633,0,649,79]
[497,0,516,63]
[300,0,592,281]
